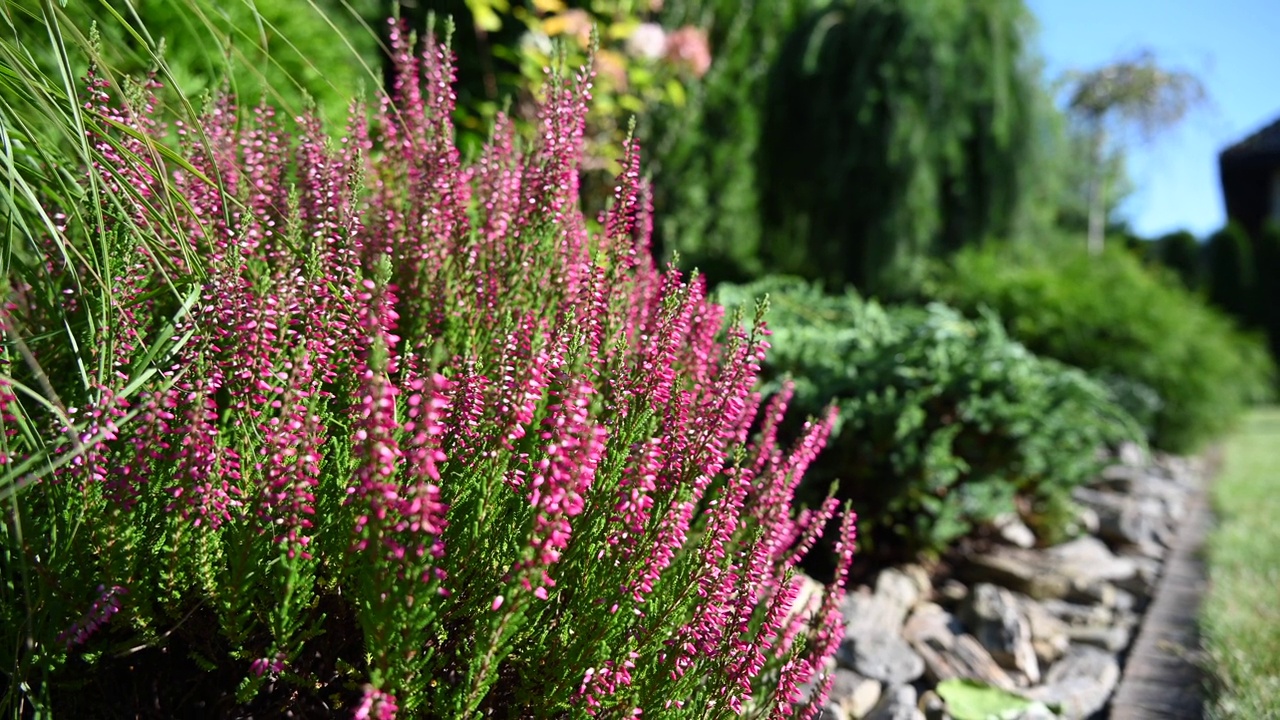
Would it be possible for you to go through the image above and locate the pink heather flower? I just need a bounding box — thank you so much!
[59,585,127,649]
[259,375,322,558]
[354,686,398,720]
[250,653,286,677]
[0,375,19,468]
[514,373,607,596]
[576,651,640,714]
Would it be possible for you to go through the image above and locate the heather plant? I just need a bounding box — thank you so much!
[0,13,856,718]
[716,278,1140,561]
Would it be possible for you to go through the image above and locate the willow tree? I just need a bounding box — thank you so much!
[644,0,830,284]
[759,0,1038,294]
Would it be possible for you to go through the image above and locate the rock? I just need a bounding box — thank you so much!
[994,513,1037,549]
[1114,555,1161,599]
[937,579,969,605]
[1071,487,1169,558]
[1026,645,1120,720]
[1073,506,1100,535]
[838,630,926,686]
[959,584,1040,684]
[1043,536,1138,584]
[1064,623,1132,653]
[1017,598,1070,666]
[864,685,923,720]
[1064,579,1116,608]
[843,568,923,636]
[959,551,1071,600]
[903,603,1018,691]
[918,690,949,720]
[1008,702,1061,720]
[826,668,882,720]
[1040,599,1113,628]
[958,537,1137,602]
[1115,441,1148,467]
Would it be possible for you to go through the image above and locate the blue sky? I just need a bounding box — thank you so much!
[1026,0,1280,238]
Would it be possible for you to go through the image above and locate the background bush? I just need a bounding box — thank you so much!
[930,241,1275,452]
[717,277,1139,562]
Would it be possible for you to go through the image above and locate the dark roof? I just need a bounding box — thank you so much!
[1222,115,1280,158]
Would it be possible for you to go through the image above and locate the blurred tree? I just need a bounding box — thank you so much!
[759,0,1038,294]
[1062,50,1206,255]
[1206,222,1258,326]
[1257,223,1280,366]
[1154,229,1203,291]
[642,0,828,284]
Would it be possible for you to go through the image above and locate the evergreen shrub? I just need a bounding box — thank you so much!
[716,278,1139,560]
[933,243,1275,452]
[0,19,855,718]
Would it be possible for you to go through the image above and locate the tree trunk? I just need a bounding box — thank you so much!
[1086,127,1107,256]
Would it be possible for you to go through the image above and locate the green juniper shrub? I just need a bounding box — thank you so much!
[932,241,1275,453]
[0,13,857,719]
[717,277,1140,564]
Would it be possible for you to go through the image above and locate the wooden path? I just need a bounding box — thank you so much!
[1107,470,1212,720]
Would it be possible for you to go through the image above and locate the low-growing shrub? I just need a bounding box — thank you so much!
[717,278,1140,561]
[931,242,1276,452]
[0,19,855,718]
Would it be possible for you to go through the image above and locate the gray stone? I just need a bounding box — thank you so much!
[826,668,882,720]
[1018,598,1070,666]
[839,630,926,686]
[904,603,1018,690]
[960,584,1040,684]
[864,685,924,720]
[1114,555,1161,598]
[1071,487,1169,558]
[1065,623,1132,653]
[959,537,1137,602]
[938,579,969,605]
[1040,599,1113,628]
[1115,441,1148,467]
[1008,702,1062,720]
[1064,579,1116,608]
[995,513,1037,549]
[1044,536,1138,584]
[842,568,922,636]
[1027,645,1120,720]
[919,689,950,720]
[959,551,1071,600]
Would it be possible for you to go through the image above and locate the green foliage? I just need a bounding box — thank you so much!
[932,242,1276,453]
[1203,408,1280,718]
[1254,222,1280,368]
[1154,228,1204,291]
[642,0,827,284]
[3,0,381,128]
[1206,222,1258,326]
[936,679,1054,720]
[758,0,1038,293]
[717,277,1139,559]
